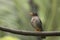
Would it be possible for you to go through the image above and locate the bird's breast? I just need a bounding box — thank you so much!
[31,17,38,27]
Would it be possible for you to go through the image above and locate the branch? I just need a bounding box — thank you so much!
[0,27,60,36]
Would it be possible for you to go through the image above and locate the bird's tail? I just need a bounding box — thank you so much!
[37,36,42,40]
[35,29,46,40]
[37,36,46,40]
[41,36,46,39]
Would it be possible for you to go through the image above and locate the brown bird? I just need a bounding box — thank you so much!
[30,12,46,40]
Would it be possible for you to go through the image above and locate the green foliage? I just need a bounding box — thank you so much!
[0,0,60,40]
[0,36,19,40]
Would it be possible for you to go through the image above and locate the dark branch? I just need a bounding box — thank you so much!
[0,27,60,36]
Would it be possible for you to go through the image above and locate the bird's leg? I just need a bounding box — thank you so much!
[35,27,41,32]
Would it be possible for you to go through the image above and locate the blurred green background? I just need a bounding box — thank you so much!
[0,0,60,40]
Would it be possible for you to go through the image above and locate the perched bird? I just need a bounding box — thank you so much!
[30,12,46,40]
[29,0,46,39]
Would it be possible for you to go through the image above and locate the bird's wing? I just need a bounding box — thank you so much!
[35,19,43,31]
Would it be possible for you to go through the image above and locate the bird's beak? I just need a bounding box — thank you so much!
[29,12,33,16]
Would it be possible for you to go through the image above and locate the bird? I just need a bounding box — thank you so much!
[29,0,46,39]
[30,12,46,40]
